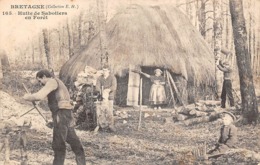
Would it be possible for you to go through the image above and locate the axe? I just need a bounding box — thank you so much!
[20,83,48,123]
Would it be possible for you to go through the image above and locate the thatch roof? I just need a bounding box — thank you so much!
[60,4,215,86]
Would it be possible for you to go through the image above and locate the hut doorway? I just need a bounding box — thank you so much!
[115,66,184,107]
[140,66,171,107]
[123,66,170,107]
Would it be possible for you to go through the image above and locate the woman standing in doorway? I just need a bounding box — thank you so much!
[140,69,167,109]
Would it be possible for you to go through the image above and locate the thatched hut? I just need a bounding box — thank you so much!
[60,5,215,106]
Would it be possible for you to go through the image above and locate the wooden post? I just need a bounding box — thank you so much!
[166,70,185,106]
[4,134,10,164]
[138,78,143,131]
[20,129,28,164]
[166,70,175,107]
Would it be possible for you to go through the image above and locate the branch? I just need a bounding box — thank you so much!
[204,10,214,14]
[177,0,197,7]
[205,28,213,33]
[222,14,231,16]
[205,16,214,21]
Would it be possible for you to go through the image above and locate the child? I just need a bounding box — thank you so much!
[208,111,237,155]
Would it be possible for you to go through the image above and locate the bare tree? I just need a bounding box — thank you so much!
[31,42,35,64]
[42,28,52,69]
[213,0,223,97]
[97,0,108,67]
[66,19,73,58]
[38,35,44,67]
[78,11,83,47]
[229,0,259,124]
[199,0,207,38]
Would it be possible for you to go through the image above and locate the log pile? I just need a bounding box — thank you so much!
[175,100,228,126]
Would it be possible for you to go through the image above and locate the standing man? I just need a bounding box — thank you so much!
[23,69,86,165]
[217,61,235,108]
[96,66,117,132]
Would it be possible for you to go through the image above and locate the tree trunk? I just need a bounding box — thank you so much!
[66,19,73,58]
[58,27,62,63]
[199,0,206,38]
[0,56,3,79]
[256,31,260,76]
[97,0,108,68]
[42,28,52,69]
[31,42,35,64]
[38,35,44,66]
[229,0,259,124]
[186,0,192,20]
[195,0,199,30]
[78,12,83,47]
[213,0,223,98]
[183,112,220,126]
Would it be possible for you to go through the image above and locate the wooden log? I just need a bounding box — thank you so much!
[177,106,192,115]
[189,109,197,115]
[189,109,208,117]
[194,102,204,107]
[185,104,196,109]
[198,100,221,106]
[177,114,189,121]
[195,104,208,111]
[183,112,220,126]
[177,103,196,113]
[95,101,112,128]
[163,117,174,124]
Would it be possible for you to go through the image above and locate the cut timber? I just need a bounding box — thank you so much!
[189,109,208,117]
[177,114,189,121]
[163,117,174,124]
[194,102,204,107]
[195,104,209,111]
[176,106,192,115]
[185,104,196,109]
[183,112,220,126]
[198,100,221,106]
[95,101,113,128]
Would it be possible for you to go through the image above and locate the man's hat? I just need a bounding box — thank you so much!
[221,111,236,121]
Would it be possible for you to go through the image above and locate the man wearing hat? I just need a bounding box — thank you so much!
[208,111,237,155]
[217,60,235,108]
